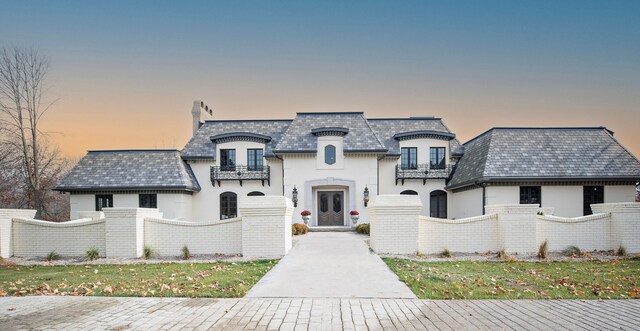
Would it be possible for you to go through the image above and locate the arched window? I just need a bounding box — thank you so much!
[400,190,418,195]
[247,191,265,196]
[325,145,336,165]
[430,190,447,219]
[220,192,237,219]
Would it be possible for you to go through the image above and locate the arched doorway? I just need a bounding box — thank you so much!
[430,190,447,219]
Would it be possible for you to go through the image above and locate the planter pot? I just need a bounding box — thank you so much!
[302,215,310,225]
[350,215,359,224]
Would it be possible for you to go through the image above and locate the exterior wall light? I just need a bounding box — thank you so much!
[292,186,298,207]
[364,186,370,207]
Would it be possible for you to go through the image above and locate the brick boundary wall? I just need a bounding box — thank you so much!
[369,195,640,254]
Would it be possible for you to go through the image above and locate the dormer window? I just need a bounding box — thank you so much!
[401,147,417,170]
[430,147,446,169]
[247,149,263,171]
[220,149,236,171]
[325,145,336,165]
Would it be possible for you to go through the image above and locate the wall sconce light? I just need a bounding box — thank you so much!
[363,186,370,207]
[292,186,298,207]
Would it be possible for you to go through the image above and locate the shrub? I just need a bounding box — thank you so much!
[142,245,156,259]
[617,245,627,257]
[537,240,548,259]
[85,247,100,261]
[537,211,544,216]
[441,248,451,258]
[45,251,59,262]
[497,249,509,260]
[292,223,309,235]
[563,245,581,257]
[355,223,370,235]
[181,245,191,260]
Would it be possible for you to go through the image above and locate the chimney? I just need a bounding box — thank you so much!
[192,100,214,136]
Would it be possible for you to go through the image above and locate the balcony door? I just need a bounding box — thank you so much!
[317,191,344,226]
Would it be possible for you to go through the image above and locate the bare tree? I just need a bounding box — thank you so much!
[0,46,62,219]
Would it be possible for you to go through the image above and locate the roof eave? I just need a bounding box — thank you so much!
[445,176,640,190]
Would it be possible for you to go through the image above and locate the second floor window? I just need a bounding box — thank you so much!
[325,145,336,165]
[220,149,236,171]
[401,147,417,169]
[247,149,264,171]
[430,147,446,169]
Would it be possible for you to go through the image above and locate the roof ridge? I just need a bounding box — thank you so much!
[480,131,495,178]
[88,149,179,153]
[360,113,386,149]
[601,128,640,166]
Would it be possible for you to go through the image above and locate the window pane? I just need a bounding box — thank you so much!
[220,192,238,219]
[430,147,446,169]
[139,194,157,208]
[325,145,336,165]
[221,149,236,171]
[401,148,417,169]
[320,193,328,212]
[519,186,541,204]
[583,186,604,215]
[333,194,341,213]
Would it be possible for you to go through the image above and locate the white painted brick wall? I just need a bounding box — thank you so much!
[239,196,293,260]
[368,195,422,254]
[0,209,37,258]
[536,214,611,251]
[419,214,499,254]
[144,217,242,256]
[12,218,106,257]
[486,204,539,254]
[592,203,640,253]
[103,208,163,258]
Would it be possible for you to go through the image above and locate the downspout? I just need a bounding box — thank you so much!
[477,181,486,215]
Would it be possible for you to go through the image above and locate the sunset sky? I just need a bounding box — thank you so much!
[2,1,639,159]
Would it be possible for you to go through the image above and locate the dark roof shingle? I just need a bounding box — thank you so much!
[447,127,640,189]
[181,120,292,159]
[56,150,201,192]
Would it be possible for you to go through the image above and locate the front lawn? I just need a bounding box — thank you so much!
[384,258,639,299]
[0,260,276,297]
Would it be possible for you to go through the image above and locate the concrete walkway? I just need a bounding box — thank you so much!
[247,232,416,298]
[2,296,639,330]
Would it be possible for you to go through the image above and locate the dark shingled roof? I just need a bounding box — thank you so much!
[181,120,292,160]
[368,118,463,156]
[273,113,387,153]
[56,150,201,192]
[447,127,640,189]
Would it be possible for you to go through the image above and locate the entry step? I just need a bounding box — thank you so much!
[308,226,354,232]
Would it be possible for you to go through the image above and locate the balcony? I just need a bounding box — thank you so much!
[395,164,452,185]
[210,165,270,187]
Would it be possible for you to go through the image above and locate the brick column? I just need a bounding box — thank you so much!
[0,209,37,258]
[592,203,640,253]
[239,196,293,260]
[485,204,539,254]
[368,195,422,254]
[103,208,162,258]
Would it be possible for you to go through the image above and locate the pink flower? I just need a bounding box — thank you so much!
[350,210,359,216]
[301,210,311,216]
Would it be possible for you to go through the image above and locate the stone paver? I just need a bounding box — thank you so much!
[247,232,416,298]
[1,296,639,330]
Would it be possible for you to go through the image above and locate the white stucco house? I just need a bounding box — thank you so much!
[56,100,640,225]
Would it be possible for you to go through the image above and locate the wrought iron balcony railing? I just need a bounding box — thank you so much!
[210,165,270,187]
[395,163,452,185]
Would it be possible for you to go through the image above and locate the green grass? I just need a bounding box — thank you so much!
[384,258,640,300]
[0,260,277,298]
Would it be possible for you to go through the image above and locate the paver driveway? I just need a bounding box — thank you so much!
[2,296,639,330]
[247,232,416,298]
